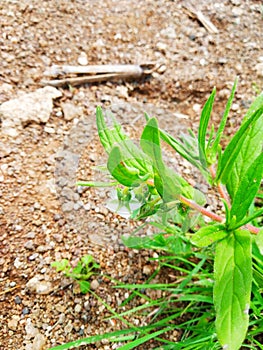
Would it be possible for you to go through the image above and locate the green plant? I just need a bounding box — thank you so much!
[51,254,100,294]
[78,79,263,350]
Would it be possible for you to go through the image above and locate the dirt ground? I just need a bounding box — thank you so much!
[0,1,263,349]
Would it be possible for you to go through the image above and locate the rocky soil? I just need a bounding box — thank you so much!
[0,1,262,349]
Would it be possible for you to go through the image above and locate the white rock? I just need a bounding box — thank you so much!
[25,319,39,339]
[61,102,82,121]
[32,333,46,350]
[231,103,240,111]
[26,276,53,294]
[77,51,88,66]
[44,126,56,134]
[0,87,62,136]
[8,315,20,330]
[14,257,23,268]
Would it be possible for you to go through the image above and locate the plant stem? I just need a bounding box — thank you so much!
[208,166,259,234]
[179,194,260,234]
[244,224,259,234]
[179,195,224,223]
[209,165,231,206]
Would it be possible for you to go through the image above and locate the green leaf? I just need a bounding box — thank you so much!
[207,79,238,164]
[191,224,228,247]
[117,327,171,350]
[96,106,126,154]
[76,181,118,187]
[222,199,232,227]
[96,107,152,175]
[216,107,263,200]
[232,207,263,231]
[117,139,152,175]
[51,259,70,274]
[198,87,216,167]
[255,229,263,255]
[158,128,211,181]
[107,146,141,187]
[81,254,99,267]
[214,230,252,350]
[242,92,263,123]
[229,152,263,225]
[79,280,91,294]
[140,118,197,203]
[140,118,181,201]
[48,328,138,350]
[140,117,164,170]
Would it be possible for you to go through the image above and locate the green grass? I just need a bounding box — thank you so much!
[49,232,263,349]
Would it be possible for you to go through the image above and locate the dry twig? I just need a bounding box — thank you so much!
[183,3,219,34]
[41,63,157,87]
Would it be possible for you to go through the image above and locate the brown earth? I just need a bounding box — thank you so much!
[0,1,263,349]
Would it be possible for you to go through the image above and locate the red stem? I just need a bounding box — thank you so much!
[209,165,231,206]
[179,195,224,223]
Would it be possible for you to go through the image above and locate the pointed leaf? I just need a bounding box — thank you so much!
[96,106,126,153]
[198,87,216,167]
[159,129,206,173]
[140,117,164,170]
[231,207,263,231]
[96,107,152,173]
[191,224,228,247]
[207,79,237,164]
[214,230,252,350]
[255,229,263,255]
[216,107,263,200]
[242,92,263,123]
[107,146,141,187]
[76,181,118,187]
[230,152,263,224]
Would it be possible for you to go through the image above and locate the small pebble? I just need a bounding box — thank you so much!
[24,241,35,250]
[61,201,74,213]
[25,232,36,239]
[53,214,62,221]
[143,265,152,275]
[44,126,55,134]
[231,103,240,111]
[84,301,90,310]
[34,202,41,210]
[90,279,99,290]
[22,307,30,315]
[74,304,82,313]
[79,328,85,336]
[8,315,20,331]
[14,296,22,304]
[29,253,39,261]
[64,321,73,334]
[77,51,88,65]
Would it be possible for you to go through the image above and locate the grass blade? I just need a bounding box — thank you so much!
[117,327,171,350]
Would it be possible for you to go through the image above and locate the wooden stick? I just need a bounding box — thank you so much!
[41,72,144,88]
[44,64,145,77]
